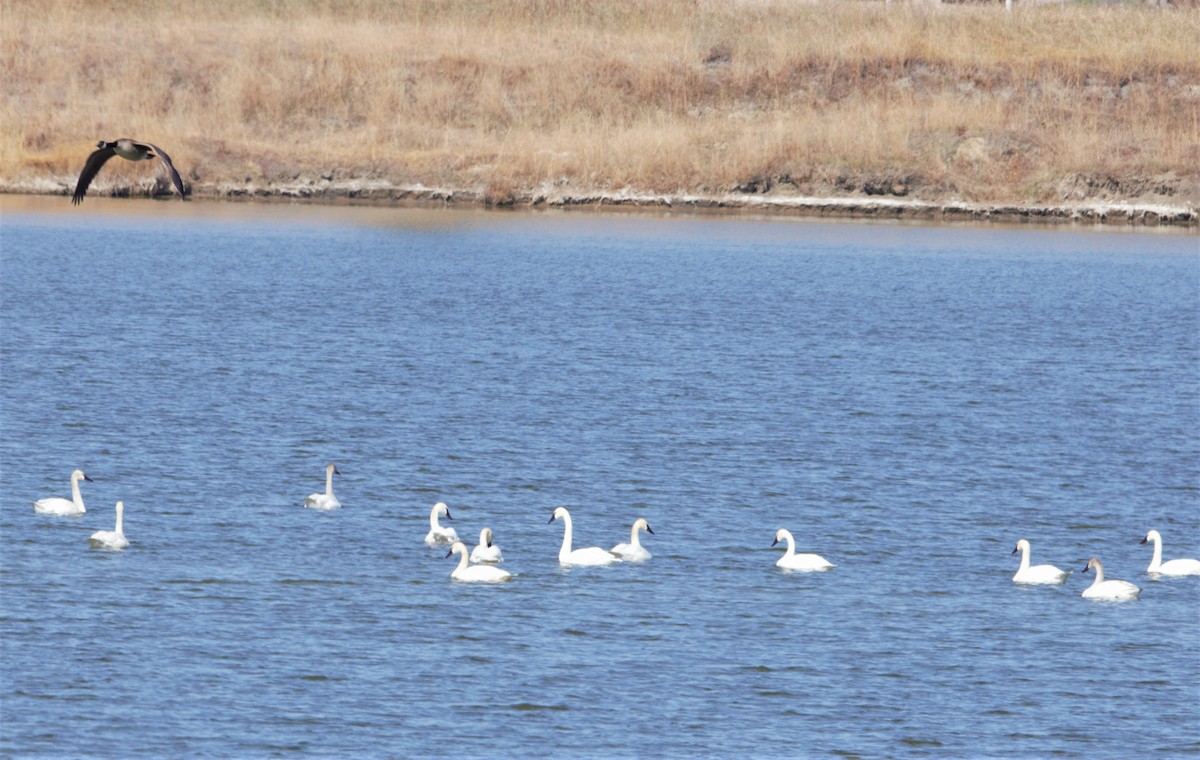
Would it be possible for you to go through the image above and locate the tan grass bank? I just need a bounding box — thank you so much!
[3,0,1198,224]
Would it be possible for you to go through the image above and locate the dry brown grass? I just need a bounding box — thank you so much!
[3,0,1198,205]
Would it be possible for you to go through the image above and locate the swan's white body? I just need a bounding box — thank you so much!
[470,527,503,564]
[33,469,92,515]
[1011,538,1070,585]
[772,529,834,571]
[88,501,129,550]
[549,507,620,566]
[447,542,511,582]
[1141,530,1200,576]
[1081,557,1139,601]
[424,502,459,545]
[304,463,341,510]
[611,517,654,562]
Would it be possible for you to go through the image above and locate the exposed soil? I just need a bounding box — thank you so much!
[3,173,1194,227]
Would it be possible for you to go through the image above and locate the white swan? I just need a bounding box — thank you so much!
[470,527,503,564]
[1011,538,1070,585]
[1081,557,1140,601]
[772,529,834,571]
[1141,530,1200,576]
[304,463,341,510]
[88,501,129,551]
[549,507,620,566]
[611,517,654,562]
[424,502,459,545]
[447,541,511,582]
[33,469,93,515]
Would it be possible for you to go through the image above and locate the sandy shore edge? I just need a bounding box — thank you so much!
[4,177,1196,228]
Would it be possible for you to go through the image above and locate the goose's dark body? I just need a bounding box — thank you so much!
[72,139,186,204]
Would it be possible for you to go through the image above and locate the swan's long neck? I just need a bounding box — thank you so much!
[629,523,642,548]
[558,513,574,560]
[325,467,336,498]
[1017,543,1031,572]
[783,532,796,558]
[1090,561,1104,585]
[71,477,85,509]
[114,504,124,535]
[456,547,470,573]
[1148,536,1163,571]
[430,508,441,530]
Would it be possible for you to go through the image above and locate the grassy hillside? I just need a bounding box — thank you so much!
[3,0,1198,211]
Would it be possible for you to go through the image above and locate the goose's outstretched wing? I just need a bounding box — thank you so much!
[72,145,117,205]
[140,142,186,199]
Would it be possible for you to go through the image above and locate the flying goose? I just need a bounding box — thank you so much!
[72,139,186,204]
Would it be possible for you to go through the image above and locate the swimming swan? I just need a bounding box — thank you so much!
[1011,538,1070,585]
[772,529,834,571]
[304,463,341,510]
[447,541,511,582]
[1081,557,1139,601]
[471,527,503,564]
[88,501,130,551]
[549,507,620,566]
[33,469,93,515]
[611,517,654,562]
[1141,530,1200,576]
[424,502,459,545]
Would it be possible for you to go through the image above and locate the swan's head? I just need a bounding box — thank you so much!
[1141,529,1160,545]
[445,541,467,558]
[115,500,124,515]
[772,528,791,547]
[480,527,493,546]
[71,469,93,483]
[327,463,341,476]
[1012,538,1030,555]
[1083,557,1101,574]
[549,506,569,524]
[433,502,452,519]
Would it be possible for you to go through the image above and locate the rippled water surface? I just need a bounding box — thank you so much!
[2,197,1198,758]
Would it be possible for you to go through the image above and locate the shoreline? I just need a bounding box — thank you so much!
[3,177,1196,229]
[7,3,1199,232]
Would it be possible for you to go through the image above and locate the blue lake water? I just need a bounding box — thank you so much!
[1,196,1198,758]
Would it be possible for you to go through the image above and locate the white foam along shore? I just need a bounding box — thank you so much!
[2,175,1195,227]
